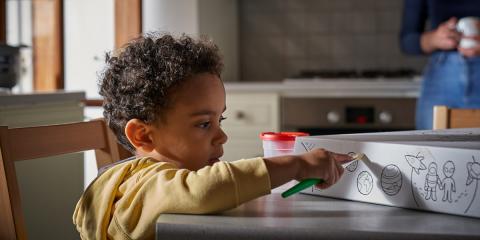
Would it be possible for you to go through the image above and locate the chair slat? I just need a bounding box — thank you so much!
[433,105,480,130]
[0,119,129,239]
[7,121,108,162]
[450,109,480,129]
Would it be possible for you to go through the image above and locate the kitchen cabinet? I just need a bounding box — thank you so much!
[222,80,421,161]
[222,92,279,161]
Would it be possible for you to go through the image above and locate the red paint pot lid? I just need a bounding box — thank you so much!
[259,132,309,141]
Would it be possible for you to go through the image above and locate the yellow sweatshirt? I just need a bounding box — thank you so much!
[73,157,271,240]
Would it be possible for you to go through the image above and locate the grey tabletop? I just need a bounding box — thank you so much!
[156,192,480,240]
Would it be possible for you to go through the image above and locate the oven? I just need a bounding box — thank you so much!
[282,97,416,135]
[281,69,420,135]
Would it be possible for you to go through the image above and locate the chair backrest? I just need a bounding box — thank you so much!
[93,118,133,169]
[433,105,480,129]
[0,119,131,240]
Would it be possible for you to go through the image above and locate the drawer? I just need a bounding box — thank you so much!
[223,93,280,138]
[222,92,280,161]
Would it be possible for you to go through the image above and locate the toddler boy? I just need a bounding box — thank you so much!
[73,33,351,240]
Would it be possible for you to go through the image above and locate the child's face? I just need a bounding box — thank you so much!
[149,73,228,170]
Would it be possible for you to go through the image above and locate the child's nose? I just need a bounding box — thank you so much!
[214,128,228,145]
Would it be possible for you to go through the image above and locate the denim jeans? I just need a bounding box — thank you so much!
[416,51,480,129]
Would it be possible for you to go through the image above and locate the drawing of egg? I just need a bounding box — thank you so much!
[381,164,402,196]
[346,160,358,172]
[357,171,373,195]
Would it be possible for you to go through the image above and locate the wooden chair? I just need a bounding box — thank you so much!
[433,105,480,129]
[0,119,131,239]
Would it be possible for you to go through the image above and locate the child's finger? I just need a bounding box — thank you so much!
[335,165,343,182]
[332,170,339,185]
[315,181,331,189]
[331,153,353,164]
[338,165,344,177]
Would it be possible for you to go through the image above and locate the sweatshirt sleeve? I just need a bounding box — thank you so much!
[400,0,428,55]
[110,157,271,239]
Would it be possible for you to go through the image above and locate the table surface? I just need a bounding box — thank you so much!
[156,192,480,240]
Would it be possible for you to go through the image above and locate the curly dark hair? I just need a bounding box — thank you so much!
[99,32,224,153]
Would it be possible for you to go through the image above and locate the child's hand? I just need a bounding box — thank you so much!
[262,148,352,190]
[295,148,352,189]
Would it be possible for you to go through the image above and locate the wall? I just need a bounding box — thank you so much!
[199,0,239,82]
[64,0,114,99]
[143,0,239,82]
[143,0,199,35]
[64,0,114,190]
[239,0,428,82]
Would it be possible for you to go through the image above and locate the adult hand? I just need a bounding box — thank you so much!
[458,35,480,57]
[458,21,480,57]
[421,17,461,53]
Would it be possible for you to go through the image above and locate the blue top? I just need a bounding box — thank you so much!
[400,0,480,55]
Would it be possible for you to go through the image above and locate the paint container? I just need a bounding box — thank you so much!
[259,132,309,157]
[260,132,310,192]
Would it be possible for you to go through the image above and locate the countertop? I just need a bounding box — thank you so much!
[156,192,480,240]
[0,91,85,106]
[225,79,421,98]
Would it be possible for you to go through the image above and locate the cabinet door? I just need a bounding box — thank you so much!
[222,92,279,161]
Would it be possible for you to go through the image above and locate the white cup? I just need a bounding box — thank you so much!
[457,17,480,48]
[260,132,309,192]
[260,132,309,157]
[262,138,296,157]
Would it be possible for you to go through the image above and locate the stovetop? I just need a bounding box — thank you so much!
[289,69,420,80]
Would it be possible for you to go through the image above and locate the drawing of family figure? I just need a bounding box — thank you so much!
[424,161,456,202]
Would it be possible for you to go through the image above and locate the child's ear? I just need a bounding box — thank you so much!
[124,119,156,152]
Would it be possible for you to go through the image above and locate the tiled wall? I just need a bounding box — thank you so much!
[239,0,428,82]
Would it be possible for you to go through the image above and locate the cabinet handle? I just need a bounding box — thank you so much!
[236,111,245,120]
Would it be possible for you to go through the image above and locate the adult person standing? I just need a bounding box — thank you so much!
[400,0,480,130]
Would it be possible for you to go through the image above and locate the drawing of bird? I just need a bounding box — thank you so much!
[405,153,427,175]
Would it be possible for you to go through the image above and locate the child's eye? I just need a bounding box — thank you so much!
[198,121,211,129]
[197,116,226,129]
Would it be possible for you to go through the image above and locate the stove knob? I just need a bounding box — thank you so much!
[327,111,340,124]
[378,111,392,124]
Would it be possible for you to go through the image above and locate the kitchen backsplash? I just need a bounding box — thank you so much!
[239,0,428,82]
